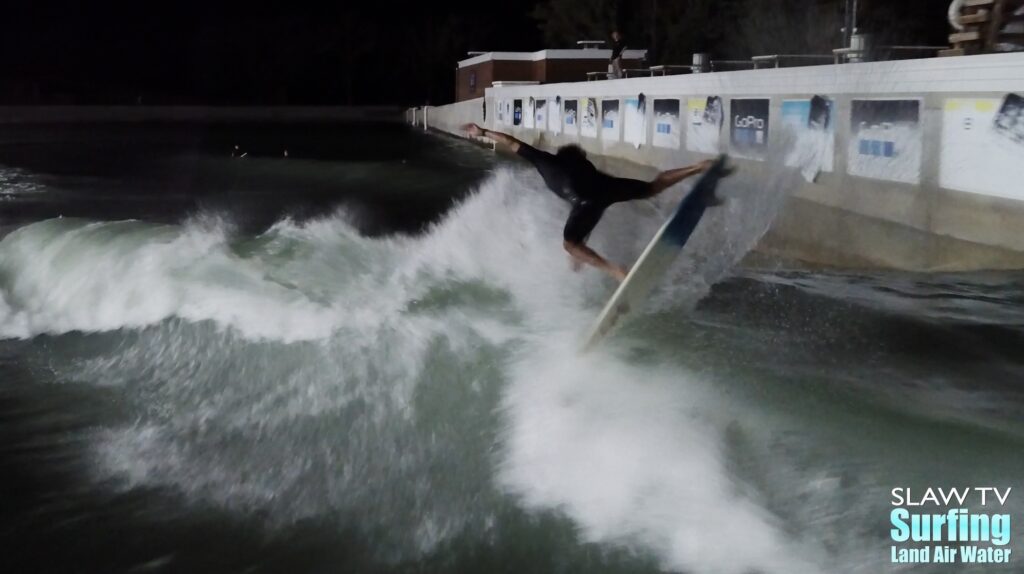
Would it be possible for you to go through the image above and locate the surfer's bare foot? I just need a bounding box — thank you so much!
[571,257,584,272]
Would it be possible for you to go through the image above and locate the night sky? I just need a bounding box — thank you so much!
[1,0,950,107]
[1,1,542,106]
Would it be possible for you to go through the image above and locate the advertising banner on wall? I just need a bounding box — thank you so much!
[687,96,723,153]
[623,95,646,148]
[500,100,513,127]
[994,92,1024,145]
[524,98,535,129]
[581,98,598,138]
[535,99,547,131]
[550,96,562,134]
[730,98,770,160]
[653,99,680,148]
[601,99,620,142]
[940,95,1024,200]
[782,96,835,182]
[848,99,922,184]
[563,99,578,136]
[513,99,522,126]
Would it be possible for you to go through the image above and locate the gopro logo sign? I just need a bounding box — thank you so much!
[734,115,765,129]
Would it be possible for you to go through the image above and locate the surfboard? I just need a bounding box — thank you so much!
[580,154,734,352]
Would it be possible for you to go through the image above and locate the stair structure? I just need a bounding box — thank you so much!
[941,0,1024,56]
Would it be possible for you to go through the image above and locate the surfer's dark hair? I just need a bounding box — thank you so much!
[556,144,588,163]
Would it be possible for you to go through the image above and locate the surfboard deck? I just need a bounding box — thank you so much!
[579,154,734,353]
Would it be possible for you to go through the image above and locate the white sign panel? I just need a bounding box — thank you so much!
[847,99,922,184]
[535,99,547,131]
[549,98,561,134]
[601,99,620,142]
[623,96,646,148]
[653,99,680,149]
[940,96,1024,200]
[580,98,598,138]
[782,97,835,182]
[687,97,722,153]
[563,99,578,137]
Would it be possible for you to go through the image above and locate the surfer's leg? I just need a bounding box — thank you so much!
[563,240,627,282]
[563,203,628,282]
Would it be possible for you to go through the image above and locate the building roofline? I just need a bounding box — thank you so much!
[457,49,647,68]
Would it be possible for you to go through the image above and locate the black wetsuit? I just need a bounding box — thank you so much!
[610,39,626,62]
[516,143,651,244]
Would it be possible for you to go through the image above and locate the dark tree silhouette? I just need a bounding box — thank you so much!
[528,0,946,65]
[531,0,620,47]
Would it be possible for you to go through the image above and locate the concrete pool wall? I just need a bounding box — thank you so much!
[414,53,1024,271]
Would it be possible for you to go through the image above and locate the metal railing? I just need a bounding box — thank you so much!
[832,45,948,63]
[751,54,835,68]
[575,43,955,83]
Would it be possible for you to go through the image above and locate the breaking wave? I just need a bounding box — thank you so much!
[0,164,820,572]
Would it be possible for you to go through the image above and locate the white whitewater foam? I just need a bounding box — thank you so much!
[498,339,824,574]
[0,217,338,341]
[2,164,815,572]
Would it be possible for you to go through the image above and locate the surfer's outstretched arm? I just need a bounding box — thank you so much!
[462,123,523,153]
[564,240,628,282]
[648,159,715,196]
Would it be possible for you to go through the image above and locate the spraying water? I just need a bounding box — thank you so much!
[1,124,1022,573]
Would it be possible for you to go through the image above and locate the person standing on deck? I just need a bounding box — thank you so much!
[609,30,626,79]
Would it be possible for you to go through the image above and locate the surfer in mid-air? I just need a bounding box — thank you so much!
[462,123,715,281]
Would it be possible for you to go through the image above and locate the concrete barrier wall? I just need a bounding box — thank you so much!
[412,98,486,134]
[418,53,1024,271]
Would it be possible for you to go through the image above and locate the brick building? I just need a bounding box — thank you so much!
[455,49,647,102]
